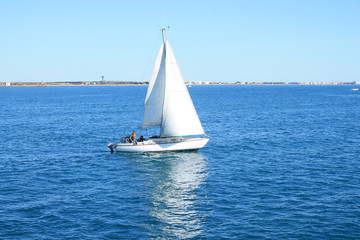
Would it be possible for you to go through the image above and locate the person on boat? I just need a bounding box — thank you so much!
[129,131,136,143]
[123,136,129,143]
[138,136,144,142]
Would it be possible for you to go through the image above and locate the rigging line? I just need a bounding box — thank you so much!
[141,31,162,83]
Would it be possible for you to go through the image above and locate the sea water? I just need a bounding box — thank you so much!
[0,85,359,239]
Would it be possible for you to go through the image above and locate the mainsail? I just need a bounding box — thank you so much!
[142,30,205,137]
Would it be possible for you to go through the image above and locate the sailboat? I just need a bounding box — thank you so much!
[108,29,209,152]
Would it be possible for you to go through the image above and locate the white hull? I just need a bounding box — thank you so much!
[114,137,209,152]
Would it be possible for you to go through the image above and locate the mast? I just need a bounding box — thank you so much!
[161,28,166,45]
[160,27,167,137]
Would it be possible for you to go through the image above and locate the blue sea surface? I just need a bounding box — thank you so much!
[0,85,359,239]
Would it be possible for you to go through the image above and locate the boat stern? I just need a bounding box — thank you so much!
[107,142,115,152]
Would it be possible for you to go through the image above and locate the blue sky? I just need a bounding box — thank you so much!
[1,0,359,82]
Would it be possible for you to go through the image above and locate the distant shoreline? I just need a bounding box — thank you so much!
[0,81,147,87]
[1,80,359,87]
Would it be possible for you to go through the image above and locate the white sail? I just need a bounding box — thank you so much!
[142,44,166,128]
[160,40,205,137]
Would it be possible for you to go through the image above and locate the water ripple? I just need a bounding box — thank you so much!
[1,86,360,239]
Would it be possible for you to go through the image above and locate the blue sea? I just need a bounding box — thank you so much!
[1,85,359,239]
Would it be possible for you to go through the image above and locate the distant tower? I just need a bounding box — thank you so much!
[101,76,106,84]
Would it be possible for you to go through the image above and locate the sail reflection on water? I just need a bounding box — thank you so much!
[135,152,208,238]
